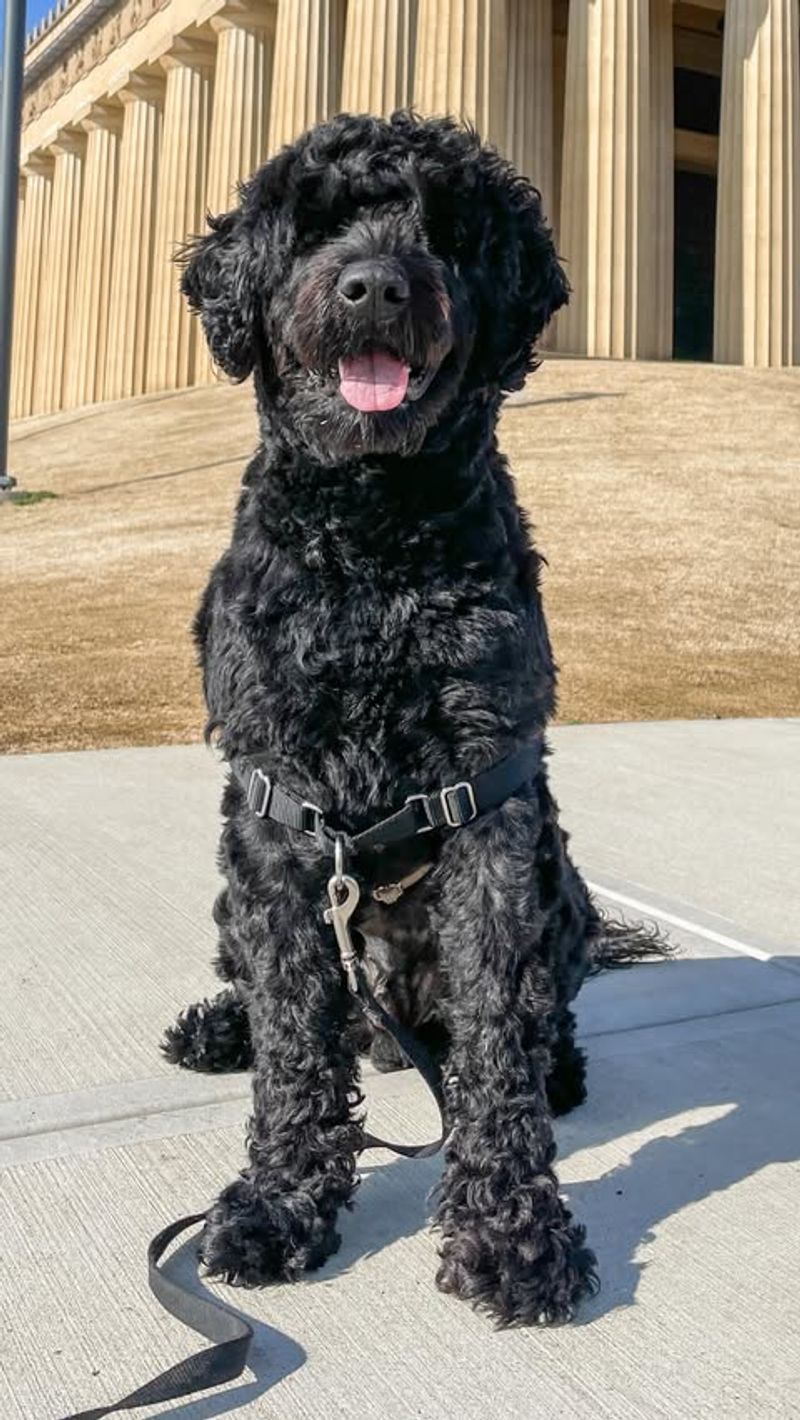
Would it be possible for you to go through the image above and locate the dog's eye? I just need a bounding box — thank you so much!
[415,185,473,265]
[293,208,350,253]
[425,221,467,266]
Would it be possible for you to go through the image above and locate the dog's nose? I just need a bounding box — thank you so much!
[336,260,410,319]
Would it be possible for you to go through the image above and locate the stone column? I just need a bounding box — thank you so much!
[552,26,567,231]
[714,0,800,366]
[413,0,508,147]
[104,71,164,402]
[64,102,123,410]
[33,129,85,414]
[194,4,275,387]
[557,0,653,358]
[146,37,215,393]
[9,180,27,420]
[206,3,275,212]
[506,0,553,210]
[649,0,674,359]
[341,0,416,114]
[269,0,346,151]
[12,157,52,418]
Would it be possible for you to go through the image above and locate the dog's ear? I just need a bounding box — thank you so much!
[472,152,569,391]
[179,207,257,381]
[411,118,569,392]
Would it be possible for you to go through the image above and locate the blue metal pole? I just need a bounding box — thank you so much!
[0,0,27,490]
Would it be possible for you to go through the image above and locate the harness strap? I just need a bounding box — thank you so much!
[236,739,543,853]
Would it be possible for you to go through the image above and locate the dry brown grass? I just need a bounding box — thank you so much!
[2,357,799,755]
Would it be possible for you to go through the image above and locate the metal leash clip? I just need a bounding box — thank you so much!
[324,834,361,995]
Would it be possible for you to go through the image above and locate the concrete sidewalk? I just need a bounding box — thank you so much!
[1,719,799,1419]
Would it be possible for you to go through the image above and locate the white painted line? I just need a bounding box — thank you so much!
[585,880,774,962]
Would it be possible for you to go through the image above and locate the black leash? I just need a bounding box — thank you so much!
[61,1213,252,1419]
[59,742,541,1419]
[347,955,448,1160]
[59,975,447,1420]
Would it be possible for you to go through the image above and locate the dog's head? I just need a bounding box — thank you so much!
[181,112,568,463]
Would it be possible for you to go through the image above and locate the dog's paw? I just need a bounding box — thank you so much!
[161,990,253,1074]
[435,1213,597,1326]
[200,1175,340,1286]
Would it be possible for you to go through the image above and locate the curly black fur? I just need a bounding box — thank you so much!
[162,988,254,1072]
[166,112,668,1325]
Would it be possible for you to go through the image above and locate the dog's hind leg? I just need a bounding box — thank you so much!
[541,833,594,1116]
[545,1006,586,1116]
[161,889,254,1072]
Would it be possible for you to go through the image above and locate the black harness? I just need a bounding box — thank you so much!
[60,739,542,1420]
[236,739,542,851]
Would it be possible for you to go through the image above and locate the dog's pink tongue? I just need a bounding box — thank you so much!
[338,351,410,412]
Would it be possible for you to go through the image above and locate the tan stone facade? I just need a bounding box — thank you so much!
[10,0,800,417]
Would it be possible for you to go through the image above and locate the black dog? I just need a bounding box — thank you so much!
[164,112,663,1326]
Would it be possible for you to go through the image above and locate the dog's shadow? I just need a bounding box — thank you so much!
[322,954,800,1320]
[147,951,799,1409]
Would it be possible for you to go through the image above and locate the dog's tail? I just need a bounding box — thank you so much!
[587,908,675,975]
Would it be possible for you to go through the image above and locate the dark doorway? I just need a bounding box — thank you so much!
[673,169,717,361]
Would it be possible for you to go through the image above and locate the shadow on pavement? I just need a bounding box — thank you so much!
[319,956,800,1323]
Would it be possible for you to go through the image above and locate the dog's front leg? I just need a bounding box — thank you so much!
[201,868,363,1287]
[432,802,597,1325]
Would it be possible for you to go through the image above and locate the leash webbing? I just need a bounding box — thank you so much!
[351,958,449,1159]
[58,971,447,1420]
[59,1214,250,1419]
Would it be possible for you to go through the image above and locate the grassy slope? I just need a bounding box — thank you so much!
[2,357,798,754]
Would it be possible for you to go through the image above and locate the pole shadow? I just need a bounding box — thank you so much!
[509,391,624,409]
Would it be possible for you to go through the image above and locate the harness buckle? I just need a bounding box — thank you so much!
[405,781,478,831]
[246,768,272,819]
[405,793,436,832]
[440,781,478,828]
[301,800,324,837]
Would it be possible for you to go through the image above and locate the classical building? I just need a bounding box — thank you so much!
[10,0,800,419]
